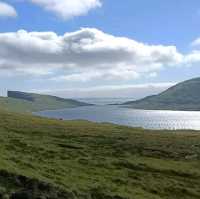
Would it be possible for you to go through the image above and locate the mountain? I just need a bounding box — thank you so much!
[123,77,200,111]
[0,91,91,113]
[0,109,199,198]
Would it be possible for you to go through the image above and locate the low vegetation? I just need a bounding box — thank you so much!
[0,110,199,198]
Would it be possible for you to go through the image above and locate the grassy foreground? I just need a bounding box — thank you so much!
[0,110,200,198]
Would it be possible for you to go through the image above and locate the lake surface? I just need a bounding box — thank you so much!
[35,105,200,130]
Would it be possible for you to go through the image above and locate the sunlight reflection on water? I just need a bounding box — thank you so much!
[35,105,200,130]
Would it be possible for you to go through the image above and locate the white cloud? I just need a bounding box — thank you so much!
[184,37,200,66]
[184,51,200,66]
[0,1,17,18]
[191,38,200,47]
[30,0,101,19]
[52,68,140,82]
[0,28,186,81]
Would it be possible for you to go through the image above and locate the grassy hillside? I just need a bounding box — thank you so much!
[0,91,90,113]
[0,110,200,198]
[123,77,200,111]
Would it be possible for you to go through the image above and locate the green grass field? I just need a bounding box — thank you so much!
[0,110,200,198]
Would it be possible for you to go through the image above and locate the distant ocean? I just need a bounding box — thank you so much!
[76,98,133,105]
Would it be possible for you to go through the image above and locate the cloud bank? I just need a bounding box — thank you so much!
[30,0,101,19]
[0,1,17,18]
[0,28,185,79]
[0,28,199,82]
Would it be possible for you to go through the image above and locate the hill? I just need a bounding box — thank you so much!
[123,77,200,111]
[0,91,90,113]
[0,110,199,198]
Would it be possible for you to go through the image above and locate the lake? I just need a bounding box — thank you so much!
[35,105,200,130]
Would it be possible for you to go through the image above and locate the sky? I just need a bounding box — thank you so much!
[0,0,200,99]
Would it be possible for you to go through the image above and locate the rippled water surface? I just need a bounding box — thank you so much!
[35,105,200,130]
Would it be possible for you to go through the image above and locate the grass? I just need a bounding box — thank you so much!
[0,91,90,113]
[0,110,200,198]
[123,77,200,111]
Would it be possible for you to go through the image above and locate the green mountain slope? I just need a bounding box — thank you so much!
[0,110,200,198]
[123,77,200,111]
[0,91,90,113]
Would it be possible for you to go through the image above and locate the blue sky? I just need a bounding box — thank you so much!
[0,0,200,98]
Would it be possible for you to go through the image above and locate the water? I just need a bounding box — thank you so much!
[76,98,133,105]
[35,105,200,130]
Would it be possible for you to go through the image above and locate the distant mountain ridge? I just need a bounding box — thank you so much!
[123,77,200,111]
[0,91,91,113]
